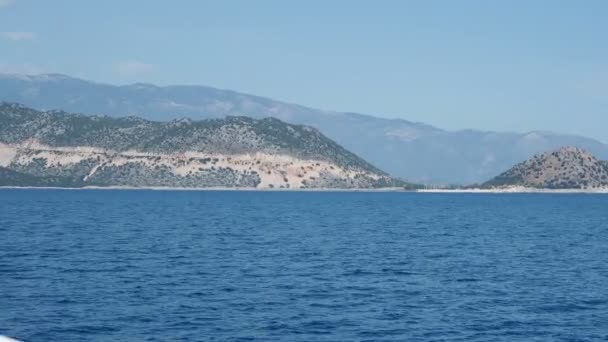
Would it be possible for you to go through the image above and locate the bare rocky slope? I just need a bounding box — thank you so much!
[2,73,608,184]
[0,103,406,189]
[482,147,608,189]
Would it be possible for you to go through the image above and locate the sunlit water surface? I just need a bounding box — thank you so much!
[1,190,607,341]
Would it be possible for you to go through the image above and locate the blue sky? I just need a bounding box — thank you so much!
[0,0,607,141]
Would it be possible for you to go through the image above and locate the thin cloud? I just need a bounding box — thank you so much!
[0,0,16,8]
[113,60,157,74]
[0,61,45,74]
[1,31,37,41]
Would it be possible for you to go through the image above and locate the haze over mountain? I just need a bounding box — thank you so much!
[2,73,607,184]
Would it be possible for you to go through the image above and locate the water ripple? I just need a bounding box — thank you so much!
[1,190,607,341]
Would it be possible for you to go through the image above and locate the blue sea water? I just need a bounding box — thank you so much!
[1,190,607,341]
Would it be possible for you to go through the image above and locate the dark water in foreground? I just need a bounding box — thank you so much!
[1,190,608,341]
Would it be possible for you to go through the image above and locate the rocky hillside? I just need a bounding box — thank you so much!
[482,147,608,189]
[3,73,608,184]
[0,103,404,189]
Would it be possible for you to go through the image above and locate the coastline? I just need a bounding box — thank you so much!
[0,185,411,192]
[2,185,608,193]
[417,187,608,194]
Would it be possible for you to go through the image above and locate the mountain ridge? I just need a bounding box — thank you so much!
[482,147,608,189]
[2,73,607,184]
[0,103,404,189]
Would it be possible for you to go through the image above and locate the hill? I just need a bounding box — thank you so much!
[0,103,404,189]
[482,147,608,189]
[2,73,608,184]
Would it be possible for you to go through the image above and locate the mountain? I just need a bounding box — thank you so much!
[0,166,85,187]
[0,103,404,189]
[482,147,608,189]
[2,73,608,184]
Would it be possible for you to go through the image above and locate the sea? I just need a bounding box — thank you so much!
[1,189,607,341]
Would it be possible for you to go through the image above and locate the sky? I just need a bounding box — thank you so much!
[0,0,607,141]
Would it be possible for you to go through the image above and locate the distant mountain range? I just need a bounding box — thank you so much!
[0,103,403,189]
[482,147,608,189]
[2,73,607,184]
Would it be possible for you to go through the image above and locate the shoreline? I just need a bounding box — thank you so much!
[417,187,608,194]
[0,186,411,192]
[1,185,608,193]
